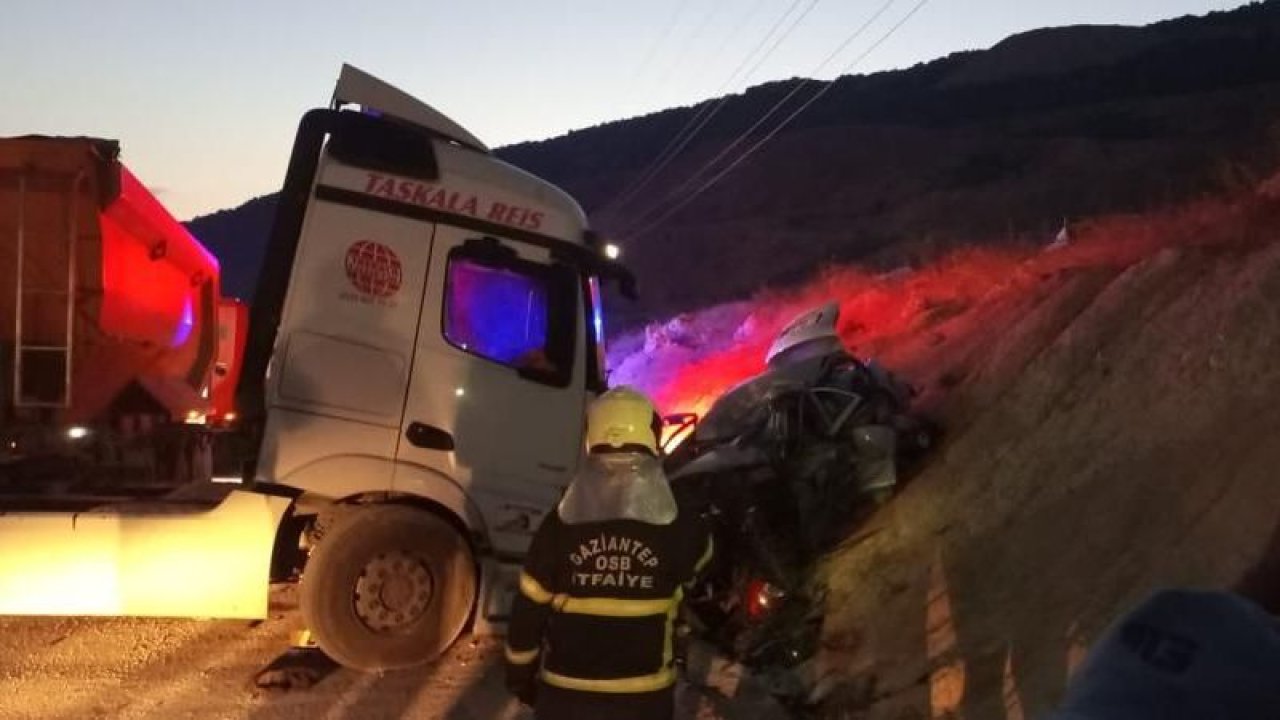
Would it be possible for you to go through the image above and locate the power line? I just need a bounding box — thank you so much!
[624,0,933,241]
[739,0,823,90]
[600,0,809,220]
[617,0,898,236]
[630,0,696,97]
[600,0,819,221]
[685,0,774,97]
[648,0,729,93]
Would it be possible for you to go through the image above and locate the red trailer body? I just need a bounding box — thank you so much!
[211,298,247,423]
[1,137,234,482]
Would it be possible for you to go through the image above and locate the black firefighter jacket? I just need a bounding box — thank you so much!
[504,507,712,718]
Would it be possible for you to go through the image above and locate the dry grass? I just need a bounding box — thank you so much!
[619,186,1280,418]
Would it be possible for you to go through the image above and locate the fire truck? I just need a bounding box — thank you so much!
[0,65,632,670]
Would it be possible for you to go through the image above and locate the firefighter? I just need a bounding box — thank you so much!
[505,387,712,720]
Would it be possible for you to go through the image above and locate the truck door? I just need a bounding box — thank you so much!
[256,196,434,491]
[395,227,584,555]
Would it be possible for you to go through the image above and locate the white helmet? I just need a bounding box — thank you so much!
[765,302,845,367]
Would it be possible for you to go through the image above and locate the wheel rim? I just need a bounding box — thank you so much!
[353,551,435,633]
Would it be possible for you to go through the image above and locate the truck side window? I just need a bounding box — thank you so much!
[443,246,576,387]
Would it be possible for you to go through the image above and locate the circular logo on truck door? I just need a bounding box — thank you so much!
[345,240,403,298]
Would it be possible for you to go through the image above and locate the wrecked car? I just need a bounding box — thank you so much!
[664,302,937,688]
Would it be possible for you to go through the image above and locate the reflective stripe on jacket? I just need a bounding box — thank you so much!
[504,507,712,697]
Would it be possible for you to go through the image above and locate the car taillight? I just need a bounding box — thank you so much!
[744,578,786,622]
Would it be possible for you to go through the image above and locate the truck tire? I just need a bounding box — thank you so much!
[300,504,476,670]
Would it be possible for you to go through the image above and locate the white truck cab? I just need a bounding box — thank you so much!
[0,65,634,671]
[242,65,634,669]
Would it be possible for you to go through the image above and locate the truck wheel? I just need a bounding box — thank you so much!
[300,505,476,670]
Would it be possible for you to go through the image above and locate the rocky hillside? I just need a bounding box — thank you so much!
[191,3,1280,328]
[611,177,1280,716]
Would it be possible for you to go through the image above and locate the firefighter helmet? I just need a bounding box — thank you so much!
[586,387,660,455]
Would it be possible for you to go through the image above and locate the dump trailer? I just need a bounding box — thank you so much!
[0,64,634,671]
[0,136,238,492]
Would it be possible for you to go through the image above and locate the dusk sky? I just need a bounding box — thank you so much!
[2,0,1248,220]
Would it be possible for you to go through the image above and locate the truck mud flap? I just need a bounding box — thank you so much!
[472,553,523,636]
[0,490,291,619]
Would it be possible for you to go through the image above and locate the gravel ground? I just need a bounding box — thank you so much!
[0,584,786,720]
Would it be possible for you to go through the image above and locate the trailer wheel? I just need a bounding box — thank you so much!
[300,505,476,670]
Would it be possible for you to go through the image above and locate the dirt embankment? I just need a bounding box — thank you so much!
[812,197,1280,718]
[612,185,1280,718]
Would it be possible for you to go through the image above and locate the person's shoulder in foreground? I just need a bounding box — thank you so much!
[1048,588,1280,720]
